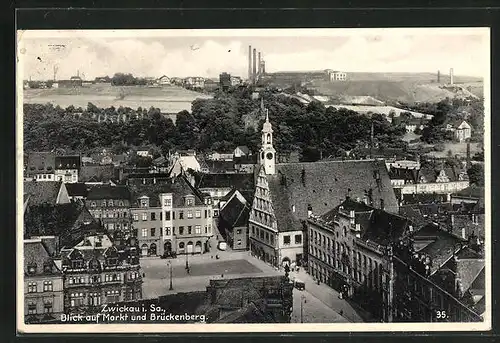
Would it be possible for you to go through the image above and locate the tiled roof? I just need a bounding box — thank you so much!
[24,239,62,276]
[388,168,417,182]
[219,196,250,229]
[130,175,206,208]
[87,185,131,200]
[205,161,236,173]
[456,256,484,295]
[267,160,398,232]
[414,223,464,274]
[80,165,116,182]
[26,152,55,175]
[401,193,448,205]
[455,185,484,199]
[197,173,254,190]
[24,181,64,206]
[55,155,81,170]
[65,182,89,197]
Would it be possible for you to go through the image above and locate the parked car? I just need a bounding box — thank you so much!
[217,241,227,251]
[160,251,177,259]
[294,280,305,291]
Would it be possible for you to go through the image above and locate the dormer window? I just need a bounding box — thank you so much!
[140,196,149,208]
[27,264,37,275]
[43,262,53,273]
[71,260,84,269]
[108,200,114,207]
[107,257,117,266]
[186,197,194,206]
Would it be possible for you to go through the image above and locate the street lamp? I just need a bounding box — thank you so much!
[185,250,189,269]
[168,262,173,290]
[300,294,306,323]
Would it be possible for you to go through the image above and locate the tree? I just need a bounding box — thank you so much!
[467,164,484,186]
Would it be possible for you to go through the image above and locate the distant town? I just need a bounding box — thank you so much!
[22,41,485,326]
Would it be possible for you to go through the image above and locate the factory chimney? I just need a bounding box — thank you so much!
[450,68,454,85]
[258,52,262,77]
[437,70,440,83]
[252,48,257,84]
[248,45,252,82]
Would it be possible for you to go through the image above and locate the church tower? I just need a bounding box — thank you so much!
[258,109,276,175]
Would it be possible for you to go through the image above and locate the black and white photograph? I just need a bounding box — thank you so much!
[16,28,490,333]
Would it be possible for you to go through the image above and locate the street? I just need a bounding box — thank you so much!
[291,289,348,323]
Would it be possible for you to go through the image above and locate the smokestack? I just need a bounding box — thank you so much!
[262,60,266,74]
[466,142,471,168]
[253,48,257,83]
[248,45,252,82]
[437,70,440,83]
[258,52,262,76]
[450,68,454,85]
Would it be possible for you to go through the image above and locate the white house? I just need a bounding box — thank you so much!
[158,75,171,85]
[455,120,472,142]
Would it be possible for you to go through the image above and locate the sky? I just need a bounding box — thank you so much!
[18,28,489,81]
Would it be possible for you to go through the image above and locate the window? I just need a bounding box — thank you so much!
[151,228,156,236]
[187,210,193,219]
[142,213,147,221]
[284,235,291,245]
[28,281,37,293]
[119,201,124,206]
[179,242,185,249]
[90,275,100,284]
[188,226,192,235]
[27,302,37,314]
[179,226,184,235]
[270,235,275,245]
[43,300,53,313]
[237,239,242,245]
[265,232,270,242]
[108,223,114,231]
[166,227,171,235]
[151,212,156,221]
[102,200,107,207]
[186,198,194,206]
[106,290,120,303]
[89,292,101,306]
[165,211,171,220]
[43,280,53,292]
[164,198,172,206]
[172,211,176,220]
[91,201,96,208]
[208,210,211,218]
[236,229,242,235]
[70,293,85,307]
[195,210,201,218]
[195,225,201,234]
[252,226,255,235]
[179,211,184,219]
[133,213,139,221]
[204,210,208,218]
[108,200,114,207]
[71,260,84,269]
[142,228,148,237]
[295,234,302,244]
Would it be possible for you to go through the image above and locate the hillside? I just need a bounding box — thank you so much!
[311,78,483,104]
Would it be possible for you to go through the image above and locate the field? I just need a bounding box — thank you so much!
[23,83,212,113]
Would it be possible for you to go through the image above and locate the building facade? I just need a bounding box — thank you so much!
[24,238,64,323]
[85,185,132,236]
[130,176,214,257]
[60,234,143,315]
[54,155,81,183]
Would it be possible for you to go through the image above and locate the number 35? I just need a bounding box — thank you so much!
[436,310,447,319]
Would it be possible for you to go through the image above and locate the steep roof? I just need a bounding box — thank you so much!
[80,165,116,182]
[65,182,89,197]
[455,185,484,199]
[196,173,254,190]
[87,185,131,200]
[219,196,250,229]
[55,155,81,170]
[267,160,398,230]
[129,175,206,208]
[26,152,55,175]
[24,181,64,206]
[234,146,251,155]
[24,239,62,276]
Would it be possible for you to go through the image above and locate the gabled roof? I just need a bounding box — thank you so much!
[234,146,251,155]
[129,175,206,208]
[65,182,89,197]
[267,160,398,232]
[24,181,65,206]
[24,239,62,276]
[55,155,81,170]
[80,165,116,182]
[87,185,131,200]
[323,198,412,246]
[219,196,250,229]
[26,152,55,174]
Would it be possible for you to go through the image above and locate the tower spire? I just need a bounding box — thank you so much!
[266,109,269,123]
